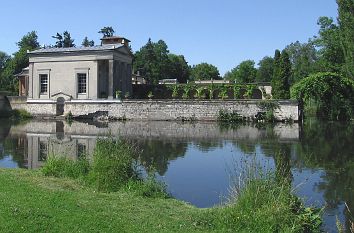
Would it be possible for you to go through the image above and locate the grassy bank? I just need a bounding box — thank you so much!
[0,138,322,232]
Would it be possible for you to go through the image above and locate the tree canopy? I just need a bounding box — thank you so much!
[256,56,274,82]
[167,54,190,83]
[224,60,256,83]
[190,63,220,81]
[52,31,75,48]
[82,37,95,47]
[291,72,354,120]
[0,31,40,93]
[337,0,354,79]
[0,52,10,71]
[134,39,191,84]
[98,26,115,38]
[284,41,318,84]
[271,50,290,99]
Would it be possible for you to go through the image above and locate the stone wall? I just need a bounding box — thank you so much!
[9,99,299,122]
[65,100,299,122]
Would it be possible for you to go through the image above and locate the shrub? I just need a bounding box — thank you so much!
[88,138,139,192]
[257,101,279,122]
[41,138,168,198]
[11,109,32,120]
[42,156,90,179]
[218,110,244,123]
[215,161,322,232]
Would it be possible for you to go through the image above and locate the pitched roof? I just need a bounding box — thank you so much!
[28,44,124,54]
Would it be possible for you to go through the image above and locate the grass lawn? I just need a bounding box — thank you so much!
[0,169,215,233]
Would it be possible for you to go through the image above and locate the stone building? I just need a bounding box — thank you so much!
[26,36,133,115]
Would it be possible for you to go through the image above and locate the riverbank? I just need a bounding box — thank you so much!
[0,167,321,233]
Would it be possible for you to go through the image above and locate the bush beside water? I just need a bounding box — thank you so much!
[213,160,322,232]
[42,138,167,198]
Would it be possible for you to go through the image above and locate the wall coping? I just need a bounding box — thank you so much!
[121,99,299,105]
[23,98,298,106]
[27,99,56,103]
[67,99,122,104]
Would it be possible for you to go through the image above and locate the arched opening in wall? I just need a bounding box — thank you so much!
[252,89,263,99]
[238,88,247,99]
[56,97,65,116]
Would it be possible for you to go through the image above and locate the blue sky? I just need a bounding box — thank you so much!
[0,0,338,75]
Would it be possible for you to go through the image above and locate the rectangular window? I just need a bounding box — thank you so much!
[77,73,87,94]
[40,74,48,94]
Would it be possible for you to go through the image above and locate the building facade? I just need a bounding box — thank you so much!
[26,37,133,115]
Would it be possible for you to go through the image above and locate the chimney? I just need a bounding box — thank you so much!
[100,36,130,46]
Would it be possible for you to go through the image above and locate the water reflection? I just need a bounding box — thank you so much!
[0,119,353,232]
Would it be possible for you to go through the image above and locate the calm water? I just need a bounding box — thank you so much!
[0,119,353,232]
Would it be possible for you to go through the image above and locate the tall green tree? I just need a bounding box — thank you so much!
[225,60,257,83]
[16,31,40,50]
[98,26,115,38]
[0,52,10,71]
[53,31,75,48]
[52,33,63,48]
[277,50,291,99]
[337,0,354,79]
[285,41,318,84]
[62,31,75,47]
[271,50,291,99]
[134,38,170,84]
[81,37,95,47]
[134,39,191,84]
[313,17,345,73]
[167,54,190,83]
[256,56,274,82]
[0,31,40,92]
[190,63,220,81]
[154,40,170,81]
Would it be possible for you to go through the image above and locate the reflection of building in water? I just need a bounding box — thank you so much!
[26,133,96,169]
[9,120,300,169]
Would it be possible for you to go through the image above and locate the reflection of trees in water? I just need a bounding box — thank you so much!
[296,119,354,229]
[0,120,27,168]
[193,140,224,152]
[0,137,27,168]
[235,141,256,154]
[131,139,188,176]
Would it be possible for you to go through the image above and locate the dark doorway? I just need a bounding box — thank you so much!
[56,97,65,116]
[252,89,263,99]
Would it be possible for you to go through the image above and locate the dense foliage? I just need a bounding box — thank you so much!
[224,60,257,84]
[284,41,318,84]
[256,56,274,82]
[271,50,291,99]
[98,26,115,38]
[337,0,354,79]
[0,31,40,93]
[134,39,190,84]
[132,83,261,100]
[52,31,75,48]
[81,36,95,47]
[291,72,354,120]
[190,63,221,81]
